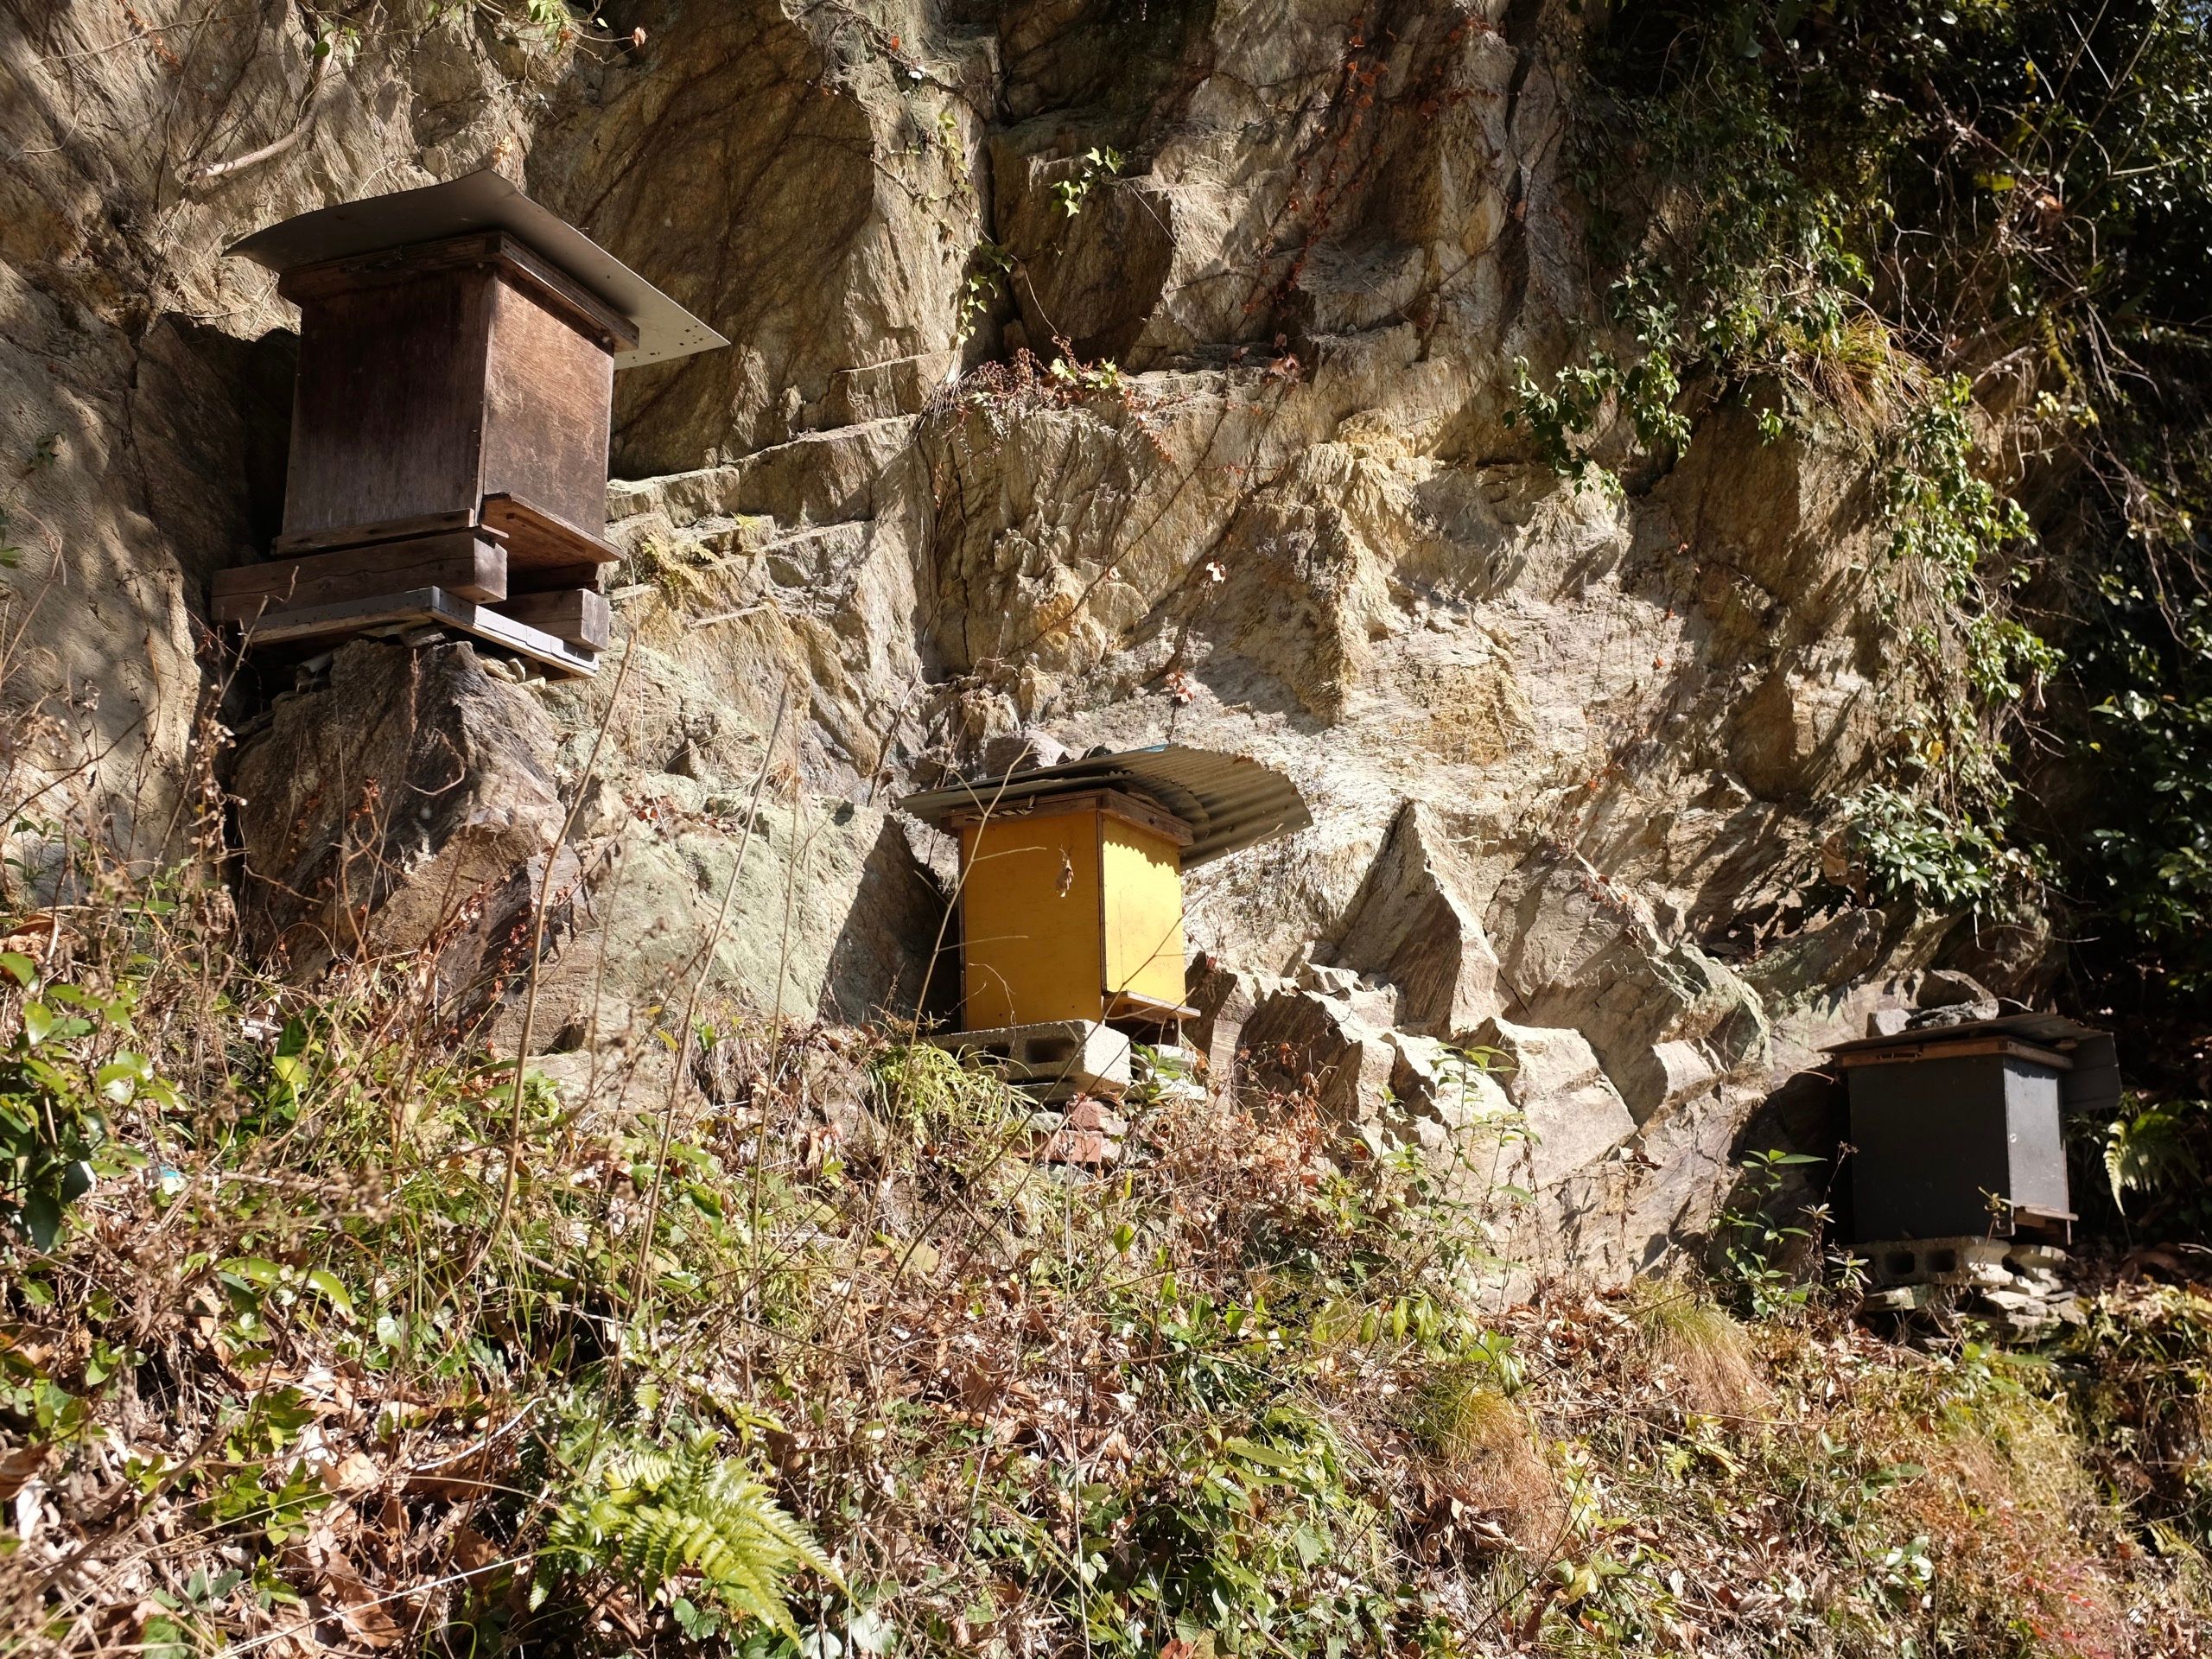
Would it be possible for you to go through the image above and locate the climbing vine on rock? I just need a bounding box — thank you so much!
[1529,0,2212,1000]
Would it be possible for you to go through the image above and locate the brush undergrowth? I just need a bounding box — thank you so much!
[0,816,2208,1656]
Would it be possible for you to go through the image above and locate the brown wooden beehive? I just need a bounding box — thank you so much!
[213,171,724,677]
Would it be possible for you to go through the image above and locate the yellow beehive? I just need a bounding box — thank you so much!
[954,789,1193,1030]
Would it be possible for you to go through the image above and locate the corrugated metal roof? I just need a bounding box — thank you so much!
[227,169,727,368]
[898,744,1312,868]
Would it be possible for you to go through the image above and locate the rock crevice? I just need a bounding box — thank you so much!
[2,0,2026,1281]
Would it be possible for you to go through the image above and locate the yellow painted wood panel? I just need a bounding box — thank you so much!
[1101,817,1187,1010]
[959,814,1104,1028]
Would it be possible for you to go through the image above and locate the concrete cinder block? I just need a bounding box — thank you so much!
[931,1020,1134,1097]
[1859,1235,2069,1287]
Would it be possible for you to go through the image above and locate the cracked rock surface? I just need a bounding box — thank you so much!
[3,0,2039,1279]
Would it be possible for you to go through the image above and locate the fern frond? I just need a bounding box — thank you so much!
[2107,1100,2206,1212]
[537,1424,834,1637]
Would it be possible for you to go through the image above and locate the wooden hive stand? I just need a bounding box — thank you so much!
[213,171,726,678]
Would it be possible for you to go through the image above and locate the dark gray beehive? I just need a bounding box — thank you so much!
[1826,1014,2116,1247]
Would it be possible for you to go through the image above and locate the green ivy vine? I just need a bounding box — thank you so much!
[1525,0,2212,980]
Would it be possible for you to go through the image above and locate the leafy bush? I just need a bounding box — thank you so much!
[12,874,2205,1655]
[1066,1409,1394,1657]
[0,958,171,1247]
[1714,1147,1827,1319]
[1841,785,2013,912]
[1548,0,2212,1016]
[2082,585,2212,994]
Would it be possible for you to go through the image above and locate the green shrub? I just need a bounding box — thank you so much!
[0,957,172,1248]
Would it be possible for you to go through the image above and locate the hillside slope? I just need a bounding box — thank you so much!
[3,0,2081,1279]
[6,0,2212,1651]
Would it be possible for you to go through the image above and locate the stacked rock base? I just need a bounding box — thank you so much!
[1859,1236,2083,1338]
[930,1022,1205,1170]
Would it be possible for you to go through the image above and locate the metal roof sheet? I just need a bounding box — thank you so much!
[1822,1012,2108,1055]
[226,169,727,368]
[898,744,1312,868]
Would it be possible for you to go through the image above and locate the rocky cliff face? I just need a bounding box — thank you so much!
[1,0,2010,1281]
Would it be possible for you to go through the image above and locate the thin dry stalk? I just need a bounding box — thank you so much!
[491,620,649,1248]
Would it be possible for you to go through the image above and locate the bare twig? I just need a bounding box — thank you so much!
[488,620,649,1251]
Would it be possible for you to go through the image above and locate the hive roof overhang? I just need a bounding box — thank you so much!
[1824,1012,2120,1116]
[226,169,727,368]
[898,744,1312,868]
[1821,1011,2107,1057]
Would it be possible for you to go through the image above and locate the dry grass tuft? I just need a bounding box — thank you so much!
[1630,1284,1768,1420]
[1847,1366,2138,1655]
[1408,1365,1563,1557]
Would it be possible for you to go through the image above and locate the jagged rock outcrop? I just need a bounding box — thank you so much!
[231,640,571,998]
[0,0,2030,1282]
[3,5,538,858]
[529,0,994,471]
[1238,967,1397,1120]
[230,632,944,1050]
[1327,800,1502,1037]
[1470,1015,1637,1190]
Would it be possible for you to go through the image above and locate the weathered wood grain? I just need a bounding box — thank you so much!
[479,492,620,571]
[280,267,493,543]
[281,232,638,353]
[271,508,480,558]
[491,588,612,649]
[480,280,616,555]
[275,232,624,569]
[212,534,505,621]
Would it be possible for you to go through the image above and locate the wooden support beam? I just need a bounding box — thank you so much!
[271,508,483,559]
[212,534,506,623]
[1834,1036,2075,1071]
[1105,989,1200,1023]
[510,560,607,594]
[492,588,611,649]
[238,586,597,679]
